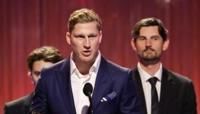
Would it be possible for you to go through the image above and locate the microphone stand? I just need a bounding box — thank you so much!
[87,95,93,114]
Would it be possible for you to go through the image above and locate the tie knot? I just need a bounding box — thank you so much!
[148,77,158,86]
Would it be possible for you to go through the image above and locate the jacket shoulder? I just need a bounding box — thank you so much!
[5,95,31,107]
[4,94,32,113]
[104,58,130,72]
[166,69,193,84]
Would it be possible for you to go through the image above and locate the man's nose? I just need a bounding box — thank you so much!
[83,37,91,48]
[145,39,152,46]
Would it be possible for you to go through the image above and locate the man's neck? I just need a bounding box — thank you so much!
[139,61,161,76]
[71,52,100,75]
[76,62,93,75]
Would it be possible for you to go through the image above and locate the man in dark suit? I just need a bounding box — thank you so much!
[31,8,141,114]
[130,17,197,114]
[4,46,63,114]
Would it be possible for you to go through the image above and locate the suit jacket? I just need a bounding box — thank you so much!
[131,67,197,114]
[31,57,142,114]
[4,93,33,114]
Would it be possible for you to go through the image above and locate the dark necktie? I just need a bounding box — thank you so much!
[148,77,159,114]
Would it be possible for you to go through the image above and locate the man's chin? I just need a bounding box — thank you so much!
[140,57,160,65]
[80,56,95,63]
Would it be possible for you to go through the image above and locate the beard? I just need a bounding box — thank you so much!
[138,47,161,65]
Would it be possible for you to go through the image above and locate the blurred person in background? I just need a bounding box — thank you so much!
[4,46,63,114]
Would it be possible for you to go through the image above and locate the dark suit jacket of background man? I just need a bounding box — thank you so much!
[31,56,142,114]
[4,93,33,114]
[131,67,197,114]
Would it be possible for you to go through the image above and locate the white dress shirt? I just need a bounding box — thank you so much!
[137,62,162,114]
[70,52,101,114]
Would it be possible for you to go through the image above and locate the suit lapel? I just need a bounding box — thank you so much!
[57,59,76,114]
[92,57,112,109]
[159,68,177,114]
[132,68,147,114]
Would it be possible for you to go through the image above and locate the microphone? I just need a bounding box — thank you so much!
[83,83,93,114]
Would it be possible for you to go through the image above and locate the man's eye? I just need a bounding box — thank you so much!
[137,36,146,40]
[75,35,85,38]
[33,71,41,76]
[151,36,160,40]
[88,34,97,38]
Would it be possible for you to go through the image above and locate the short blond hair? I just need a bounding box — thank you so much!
[68,8,102,32]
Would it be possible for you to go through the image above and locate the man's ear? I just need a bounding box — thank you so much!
[99,30,103,43]
[28,71,31,77]
[66,32,71,45]
[163,39,170,51]
[28,71,35,85]
[130,38,137,51]
[28,71,33,80]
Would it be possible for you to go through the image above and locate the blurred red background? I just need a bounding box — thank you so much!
[0,0,200,113]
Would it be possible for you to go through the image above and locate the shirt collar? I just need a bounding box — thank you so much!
[137,62,162,82]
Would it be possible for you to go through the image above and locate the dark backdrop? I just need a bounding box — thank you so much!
[1,0,200,113]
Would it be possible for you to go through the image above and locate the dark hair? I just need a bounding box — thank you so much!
[27,46,63,71]
[68,8,102,32]
[131,17,168,41]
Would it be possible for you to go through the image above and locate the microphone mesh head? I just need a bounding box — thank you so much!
[83,83,93,96]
